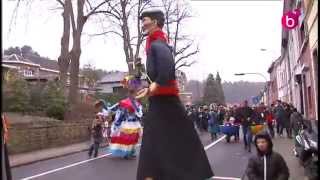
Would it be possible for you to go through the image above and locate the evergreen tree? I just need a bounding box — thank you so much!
[203,74,219,104]
[216,72,226,105]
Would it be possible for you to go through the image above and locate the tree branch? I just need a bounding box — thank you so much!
[86,0,93,9]
[175,47,199,65]
[175,60,196,70]
[107,1,122,18]
[56,0,65,7]
[175,40,194,56]
[86,0,109,18]
[69,0,77,33]
[88,30,123,38]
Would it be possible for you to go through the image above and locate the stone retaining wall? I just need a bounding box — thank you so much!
[6,113,92,154]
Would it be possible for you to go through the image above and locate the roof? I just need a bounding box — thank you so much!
[267,56,282,73]
[98,71,128,83]
[2,53,72,72]
[26,54,60,71]
[2,64,19,69]
[3,54,40,66]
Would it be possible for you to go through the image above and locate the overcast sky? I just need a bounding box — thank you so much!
[2,0,283,82]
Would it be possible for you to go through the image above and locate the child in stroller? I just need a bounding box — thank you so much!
[220,116,240,143]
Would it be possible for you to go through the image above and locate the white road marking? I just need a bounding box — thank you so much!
[21,144,141,180]
[211,176,241,180]
[21,153,113,180]
[204,135,226,150]
[21,135,227,180]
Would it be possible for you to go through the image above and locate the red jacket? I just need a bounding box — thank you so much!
[265,113,274,124]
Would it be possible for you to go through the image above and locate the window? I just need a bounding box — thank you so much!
[308,86,313,110]
[312,48,318,104]
[23,69,34,77]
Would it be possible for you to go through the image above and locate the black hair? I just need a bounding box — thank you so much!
[140,10,165,28]
[254,132,273,155]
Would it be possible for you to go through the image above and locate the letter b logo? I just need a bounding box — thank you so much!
[282,8,301,30]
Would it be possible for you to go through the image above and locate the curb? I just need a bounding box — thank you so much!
[10,143,109,168]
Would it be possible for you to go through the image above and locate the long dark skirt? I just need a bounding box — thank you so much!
[137,96,214,180]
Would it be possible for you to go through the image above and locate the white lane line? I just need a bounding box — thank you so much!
[21,144,142,180]
[211,176,241,180]
[22,135,226,180]
[21,153,112,180]
[204,135,226,150]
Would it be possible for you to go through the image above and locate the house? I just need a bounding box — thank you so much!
[2,64,19,83]
[96,71,128,94]
[96,71,149,94]
[267,0,317,120]
[305,0,318,119]
[97,70,193,104]
[2,54,95,101]
[176,70,193,105]
[176,70,187,92]
[267,60,279,106]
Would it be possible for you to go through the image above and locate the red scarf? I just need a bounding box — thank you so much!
[145,30,168,53]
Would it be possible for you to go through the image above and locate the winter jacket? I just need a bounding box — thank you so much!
[274,105,286,123]
[92,123,104,143]
[208,111,218,126]
[240,106,254,127]
[283,108,292,127]
[265,111,274,124]
[246,133,289,180]
[290,112,303,135]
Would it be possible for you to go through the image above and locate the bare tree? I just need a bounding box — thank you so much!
[57,0,71,87]
[9,0,113,106]
[161,0,199,70]
[90,0,152,75]
[54,0,114,105]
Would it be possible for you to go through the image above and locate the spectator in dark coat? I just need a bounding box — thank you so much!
[290,108,303,138]
[283,104,292,138]
[240,100,254,152]
[189,107,198,129]
[88,115,104,158]
[217,107,225,125]
[246,133,290,180]
[265,108,275,138]
[202,106,210,132]
[274,100,286,137]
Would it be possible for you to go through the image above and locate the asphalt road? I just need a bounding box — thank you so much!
[11,132,256,180]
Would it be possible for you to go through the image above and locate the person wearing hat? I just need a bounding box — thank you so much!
[136,10,214,180]
[246,132,289,180]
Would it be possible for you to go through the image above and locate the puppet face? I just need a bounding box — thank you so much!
[142,16,158,35]
[121,75,142,93]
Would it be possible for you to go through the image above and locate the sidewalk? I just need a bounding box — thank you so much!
[10,131,211,168]
[9,141,108,167]
[271,136,306,180]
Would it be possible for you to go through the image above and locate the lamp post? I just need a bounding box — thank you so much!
[234,72,268,82]
[234,72,269,105]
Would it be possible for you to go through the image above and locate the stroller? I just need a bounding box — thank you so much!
[220,123,240,143]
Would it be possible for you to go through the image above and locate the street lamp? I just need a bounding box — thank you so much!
[234,72,268,82]
[234,72,269,105]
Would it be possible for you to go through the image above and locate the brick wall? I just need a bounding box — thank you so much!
[6,114,92,154]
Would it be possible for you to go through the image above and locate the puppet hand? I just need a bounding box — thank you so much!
[136,88,149,99]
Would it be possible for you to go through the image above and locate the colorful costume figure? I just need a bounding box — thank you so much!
[108,76,143,158]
